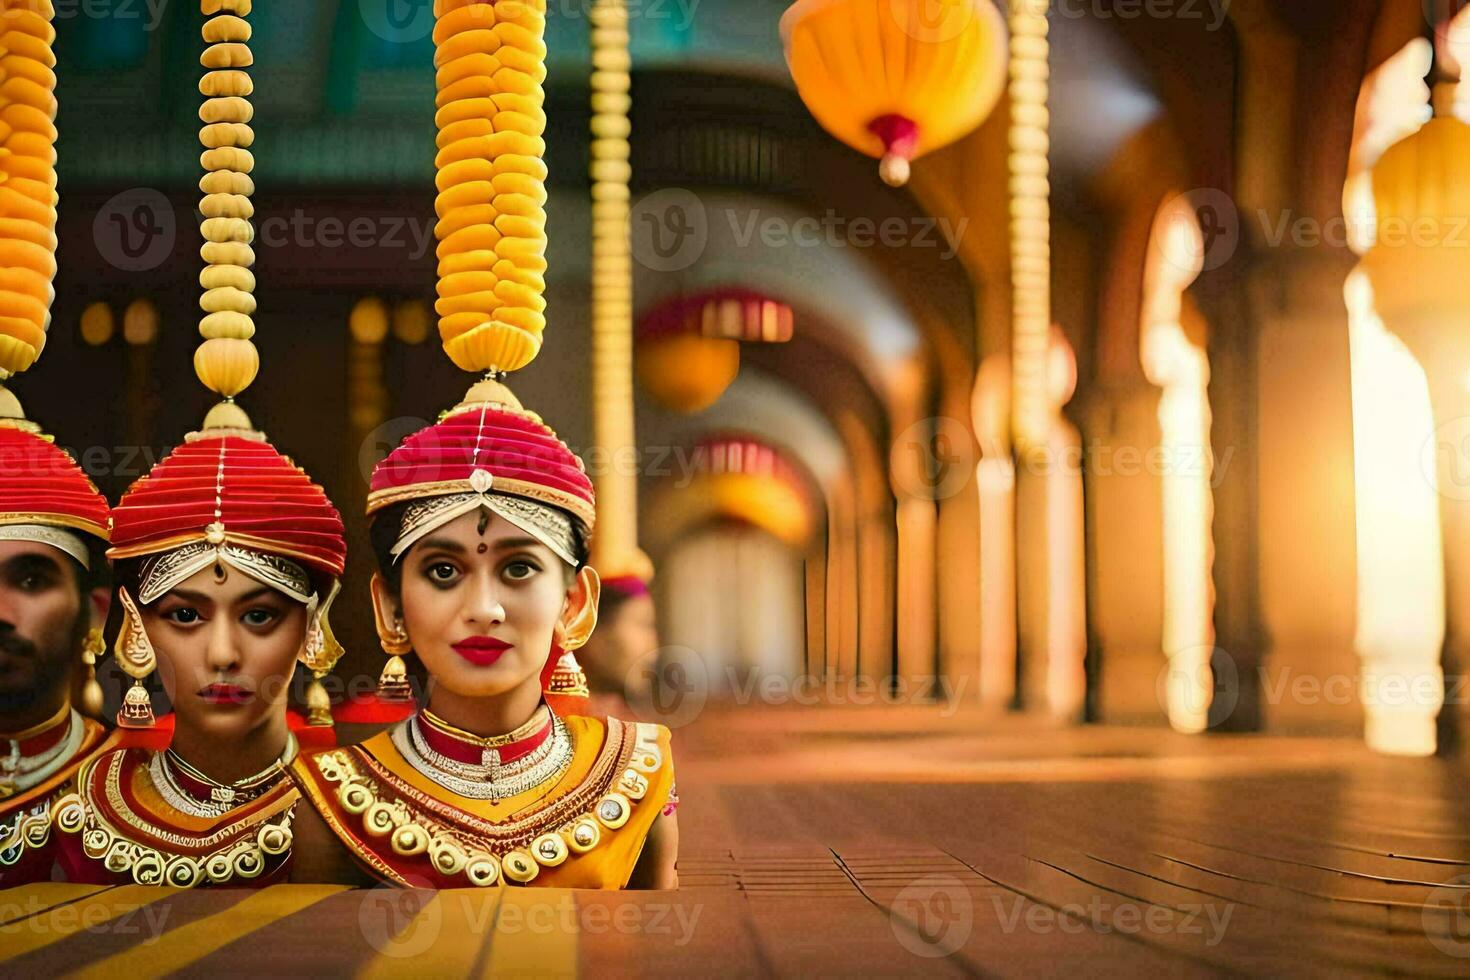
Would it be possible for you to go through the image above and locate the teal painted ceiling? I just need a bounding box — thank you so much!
[54,0,793,184]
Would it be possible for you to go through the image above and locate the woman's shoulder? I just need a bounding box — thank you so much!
[562,713,675,802]
[564,712,672,749]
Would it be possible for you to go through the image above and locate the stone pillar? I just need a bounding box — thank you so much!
[1252,251,1361,736]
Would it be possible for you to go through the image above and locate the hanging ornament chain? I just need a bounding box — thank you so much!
[1008,0,1051,452]
[0,0,60,394]
[588,0,643,575]
[196,0,259,413]
[432,0,551,379]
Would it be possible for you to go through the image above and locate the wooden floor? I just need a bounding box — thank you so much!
[3,706,1469,977]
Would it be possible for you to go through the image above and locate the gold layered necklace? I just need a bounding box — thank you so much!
[394,707,574,801]
[150,733,298,819]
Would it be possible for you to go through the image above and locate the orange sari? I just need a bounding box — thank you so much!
[291,714,674,889]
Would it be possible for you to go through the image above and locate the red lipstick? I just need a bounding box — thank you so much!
[451,636,512,667]
[198,683,252,706]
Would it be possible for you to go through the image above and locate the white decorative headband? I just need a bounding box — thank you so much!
[137,528,314,606]
[392,468,579,567]
[0,524,91,570]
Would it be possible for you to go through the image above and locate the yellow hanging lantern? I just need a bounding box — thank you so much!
[635,331,739,414]
[1361,84,1470,353]
[780,0,1007,186]
[682,436,814,548]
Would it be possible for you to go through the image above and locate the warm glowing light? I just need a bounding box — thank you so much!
[391,300,430,346]
[1344,269,1443,757]
[1142,197,1214,734]
[698,293,794,343]
[80,302,114,347]
[349,297,390,346]
[972,354,1017,709]
[1348,55,1470,756]
[122,298,160,347]
[1042,329,1085,719]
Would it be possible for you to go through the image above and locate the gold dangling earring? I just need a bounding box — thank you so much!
[544,566,600,698]
[370,573,414,703]
[298,584,345,728]
[377,618,414,703]
[543,636,591,698]
[113,588,156,728]
[80,627,105,720]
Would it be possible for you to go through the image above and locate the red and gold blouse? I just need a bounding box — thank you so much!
[51,744,301,888]
[291,709,674,889]
[0,710,112,887]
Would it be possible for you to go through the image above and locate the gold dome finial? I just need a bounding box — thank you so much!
[201,399,253,432]
[0,383,25,423]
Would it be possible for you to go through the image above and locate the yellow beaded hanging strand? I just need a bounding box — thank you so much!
[195,0,258,431]
[0,0,60,417]
[587,0,651,582]
[432,0,550,381]
[0,0,107,714]
[192,0,338,725]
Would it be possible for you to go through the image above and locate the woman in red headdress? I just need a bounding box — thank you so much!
[290,380,678,890]
[50,410,350,889]
[49,0,351,889]
[288,0,677,891]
